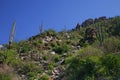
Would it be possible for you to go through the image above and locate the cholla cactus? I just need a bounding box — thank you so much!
[9,21,16,49]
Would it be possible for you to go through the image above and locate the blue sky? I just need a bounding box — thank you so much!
[0,0,120,44]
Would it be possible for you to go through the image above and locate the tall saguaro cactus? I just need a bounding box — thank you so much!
[9,21,16,49]
[40,21,43,35]
[97,23,104,46]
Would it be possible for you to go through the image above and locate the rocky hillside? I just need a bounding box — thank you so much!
[0,16,120,80]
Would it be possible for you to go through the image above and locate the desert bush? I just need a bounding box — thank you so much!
[19,62,41,75]
[0,74,11,80]
[47,62,55,70]
[103,37,120,53]
[65,56,100,80]
[78,46,103,58]
[4,50,22,69]
[53,54,60,62]
[53,44,69,54]
[101,54,120,79]
[39,74,50,80]
[0,51,7,64]
[64,53,120,80]
[42,29,56,37]
[33,39,43,46]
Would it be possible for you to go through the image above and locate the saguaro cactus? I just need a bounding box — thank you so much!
[97,23,104,46]
[40,21,43,35]
[9,21,16,49]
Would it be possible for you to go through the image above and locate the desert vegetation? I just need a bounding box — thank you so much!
[0,16,120,80]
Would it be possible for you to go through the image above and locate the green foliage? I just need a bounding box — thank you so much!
[43,56,48,61]
[111,16,120,36]
[19,62,41,75]
[96,23,104,46]
[65,56,98,80]
[103,37,120,53]
[0,74,11,80]
[78,46,103,58]
[33,39,43,46]
[42,29,56,37]
[0,51,7,64]
[47,62,55,70]
[27,72,37,79]
[4,50,22,69]
[39,75,50,80]
[53,54,60,62]
[19,41,33,53]
[101,54,120,79]
[1,16,120,80]
[53,44,69,54]
[65,53,120,80]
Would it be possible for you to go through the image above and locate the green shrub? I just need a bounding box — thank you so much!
[42,29,56,37]
[0,74,11,80]
[103,37,120,53]
[47,62,55,70]
[53,44,69,54]
[78,46,103,59]
[43,56,48,61]
[64,53,120,80]
[4,50,22,69]
[39,75,50,80]
[101,54,120,79]
[54,55,60,62]
[19,41,33,53]
[27,72,37,79]
[19,62,41,75]
[65,56,99,80]
[33,39,42,46]
[0,51,7,64]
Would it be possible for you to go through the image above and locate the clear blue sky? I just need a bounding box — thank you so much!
[0,0,120,44]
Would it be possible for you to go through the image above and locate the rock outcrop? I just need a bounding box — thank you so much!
[75,23,81,30]
[82,18,94,27]
[79,28,97,45]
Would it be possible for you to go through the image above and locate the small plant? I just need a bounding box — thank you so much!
[0,51,7,64]
[53,44,69,54]
[47,62,55,70]
[103,37,120,53]
[43,56,48,61]
[0,74,11,80]
[39,74,50,80]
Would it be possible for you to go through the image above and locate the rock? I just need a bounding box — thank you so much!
[57,59,65,65]
[52,71,55,75]
[79,28,97,45]
[0,45,5,50]
[51,51,56,55]
[75,23,81,30]
[46,36,53,42]
[65,33,70,39]
[54,69,58,73]
[42,39,48,44]
[63,53,67,57]
[82,18,94,27]
[94,16,107,23]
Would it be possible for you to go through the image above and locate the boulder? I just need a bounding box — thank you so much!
[51,51,56,55]
[79,28,97,45]
[82,18,94,27]
[75,23,81,30]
